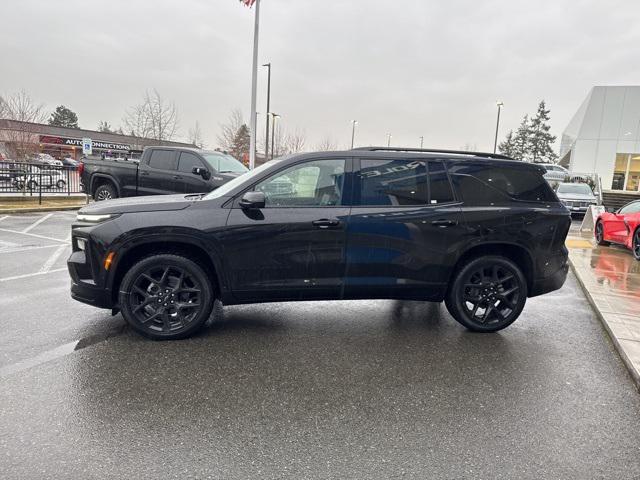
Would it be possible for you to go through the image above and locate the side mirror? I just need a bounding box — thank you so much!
[239,191,265,210]
[192,167,211,180]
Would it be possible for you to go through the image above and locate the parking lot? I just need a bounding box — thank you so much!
[2,211,640,478]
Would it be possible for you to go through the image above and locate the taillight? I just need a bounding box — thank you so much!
[78,162,84,176]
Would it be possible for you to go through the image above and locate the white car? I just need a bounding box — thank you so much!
[541,164,569,182]
[32,153,63,168]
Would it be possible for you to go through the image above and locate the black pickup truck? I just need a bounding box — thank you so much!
[80,146,248,201]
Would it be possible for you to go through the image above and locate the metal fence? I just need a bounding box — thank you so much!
[0,161,83,203]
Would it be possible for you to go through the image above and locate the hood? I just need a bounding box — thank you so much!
[557,192,596,202]
[211,171,245,181]
[79,194,201,215]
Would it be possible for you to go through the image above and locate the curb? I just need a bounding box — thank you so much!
[568,257,640,392]
[0,205,85,214]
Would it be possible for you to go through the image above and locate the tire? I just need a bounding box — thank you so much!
[595,221,609,246]
[94,183,117,201]
[56,179,66,189]
[633,228,640,261]
[445,255,528,333]
[119,254,214,340]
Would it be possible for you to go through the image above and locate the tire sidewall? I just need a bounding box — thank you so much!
[446,255,528,332]
[119,254,214,340]
[633,228,640,260]
[94,184,116,201]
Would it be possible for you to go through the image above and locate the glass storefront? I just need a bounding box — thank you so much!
[612,153,640,191]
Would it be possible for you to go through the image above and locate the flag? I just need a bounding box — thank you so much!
[239,0,256,7]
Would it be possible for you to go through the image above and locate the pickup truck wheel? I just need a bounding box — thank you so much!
[445,256,527,332]
[94,183,117,201]
[56,179,66,189]
[119,254,214,340]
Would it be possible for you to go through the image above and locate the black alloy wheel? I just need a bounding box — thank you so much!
[595,221,609,246]
[633,229,640,261]
[119,254,214,340]
[445,256,527,332]
[94,183,116,201]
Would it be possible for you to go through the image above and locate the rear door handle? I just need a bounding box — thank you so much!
[431,219,457,227]
[312,218,341,229]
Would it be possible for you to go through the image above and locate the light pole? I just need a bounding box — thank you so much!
[494,101,504,154]
[263,63,271,160]
[270,113,280,160]
[350,120,358,149]
[419,136,424,149]
[386,133,392,147]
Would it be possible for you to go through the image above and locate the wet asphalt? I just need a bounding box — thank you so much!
[1,212,640,479]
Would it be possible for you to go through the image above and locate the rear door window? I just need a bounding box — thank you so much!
[428,160,454,204]
[359,159,429,206]
[148,150,178,171]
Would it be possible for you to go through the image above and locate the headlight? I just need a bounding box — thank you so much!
[76,238,86,251]
[76,213,117,222]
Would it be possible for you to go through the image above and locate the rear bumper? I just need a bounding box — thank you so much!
[530,258,569,297]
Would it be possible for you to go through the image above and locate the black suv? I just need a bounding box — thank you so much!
[68,147,570,340]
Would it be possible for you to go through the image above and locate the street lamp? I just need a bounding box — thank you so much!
[270,113,280,160]
[350,120,358,149]
[386,133,392,147]
[494,101,504,154]
[263,63,271,159]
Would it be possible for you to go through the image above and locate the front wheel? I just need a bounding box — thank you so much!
[445,256,527,332]
[94,183,117,201]
[119,254,214,340]
[633,229,640,261]
[56,179,66,189]
[595,221,609,246]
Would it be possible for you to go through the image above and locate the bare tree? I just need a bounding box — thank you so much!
[284,128,306,154]
[123,89,178,141]
[188,121,205,148]
[216,109,244,152]
[316,136,337,151]
[0,90,47,160]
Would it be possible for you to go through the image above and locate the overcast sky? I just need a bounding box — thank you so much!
[2,0,640,152]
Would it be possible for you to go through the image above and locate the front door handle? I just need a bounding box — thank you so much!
[431,219,458,227]
[312,218,341,229]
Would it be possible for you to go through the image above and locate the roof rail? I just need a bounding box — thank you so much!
[351,146,515,161]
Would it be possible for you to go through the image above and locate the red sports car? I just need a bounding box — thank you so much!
[595,199,640,259]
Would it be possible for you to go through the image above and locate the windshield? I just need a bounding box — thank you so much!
[203,161,277,200]
[202,153,248,173]
[557,183,593,195]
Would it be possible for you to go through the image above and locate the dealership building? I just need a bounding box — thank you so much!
[0,119,195,161]
[560,86,640,197]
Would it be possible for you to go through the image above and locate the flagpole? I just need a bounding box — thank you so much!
[249,0,260,169]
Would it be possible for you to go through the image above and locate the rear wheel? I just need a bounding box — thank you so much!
[445,256,527,332]
[27,180,38,190]
[633,229,640,261]
[94,183,117,201]
[595,221,609,246]
[119,254,214,340]
[56,179,66,189]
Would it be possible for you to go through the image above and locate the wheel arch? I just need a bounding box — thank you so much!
[90,173,121,197]
[109,236,225,305]
[449,242,535,294]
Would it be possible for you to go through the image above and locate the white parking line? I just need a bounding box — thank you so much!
[39,244,69,273]
[21,213,53,233]
[0,267,67,283]
[0,215,9,223]
[0,228,69,244]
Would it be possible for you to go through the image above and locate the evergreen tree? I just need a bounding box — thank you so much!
[511,115,530,161]
[48,105,79,128]
[230,124,251,164]
[98,120,112,133]
[528,100,557,163]
[498,130,516,158]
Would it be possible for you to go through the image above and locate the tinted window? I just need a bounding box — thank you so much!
[450,162,555,204]
[148,150,177,171]
[255,159,345,207]
[360,159,428,206]
[619,201,640,214]
[178,152,204,174]
[428,160,454,204]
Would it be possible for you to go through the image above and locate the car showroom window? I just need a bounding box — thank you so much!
[177,152,203,173]
[148,150,177,171]
[359,159,428,206]
[428,160,454,204]
[254,159,346,207]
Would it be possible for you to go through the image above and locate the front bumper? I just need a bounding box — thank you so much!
[68,250,114,309]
